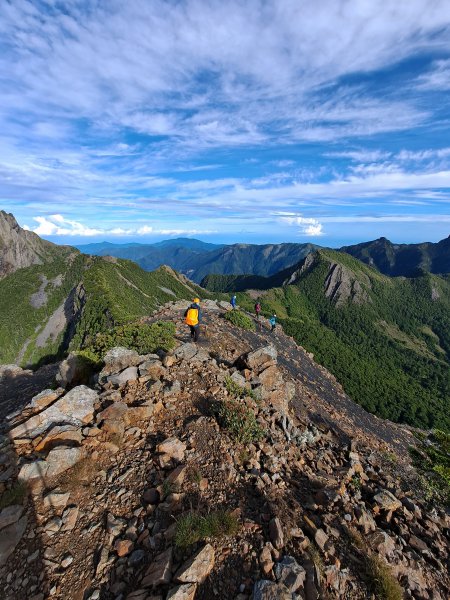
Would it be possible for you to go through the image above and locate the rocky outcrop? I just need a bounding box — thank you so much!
[0,211,70,278]
[324,262,371,307]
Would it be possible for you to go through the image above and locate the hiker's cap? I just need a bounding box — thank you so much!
[193,297,200,303]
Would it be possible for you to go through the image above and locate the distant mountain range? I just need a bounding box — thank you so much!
[341,236,450,276]
[77,239,322,282]
[77,234,450,282]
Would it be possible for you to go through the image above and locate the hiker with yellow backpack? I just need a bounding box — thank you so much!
[184,297,202,342]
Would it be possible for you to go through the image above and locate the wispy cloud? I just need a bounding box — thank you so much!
[2,1,450,243]
[25,215,217,237]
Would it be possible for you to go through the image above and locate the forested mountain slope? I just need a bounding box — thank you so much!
[78,239,320,283]
[341,235,450,276]
[211,250,450,431]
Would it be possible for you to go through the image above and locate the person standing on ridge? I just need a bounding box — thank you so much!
[255,301,261,320]
[184,297,202,342]
[230,294,237,310]
[269,314,277,332]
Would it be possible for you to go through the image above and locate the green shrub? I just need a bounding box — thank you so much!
[175,510,239,548]
[410,429,450,505]
[87,320,176,359]
[224,375,258,401]
[224,310,255,331]
[214,397,265,443]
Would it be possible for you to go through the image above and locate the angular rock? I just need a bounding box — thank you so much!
[157,437,186,461]
[274,556,306,592]
[56,353,94,388]
[138,360,166,379]
[100,347,141,378]
[238,345,277,374]
[0,516,27,565]
[142,548,172,587]
[166,584,197,600]
[114,539,134,557]
[252,580,291,600]
[107,366,139,386]
[19,447,84,484]
[175,544,215,584]
[0,505,23,530]
[29,389,63,411]
[43,491,70,510]
[373,489,401,512]
[269,517,284,549]
[106,513,127,536]
[10,386,97,440]
[174,343,199,361]
[61,505,79,531]
[34,425,83,452]
[45,447,84,479]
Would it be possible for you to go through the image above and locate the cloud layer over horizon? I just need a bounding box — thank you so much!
[1,0,450,245]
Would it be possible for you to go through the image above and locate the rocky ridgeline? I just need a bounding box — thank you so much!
[0,300,448,600]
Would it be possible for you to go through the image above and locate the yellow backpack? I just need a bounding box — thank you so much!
[185,307,199,326]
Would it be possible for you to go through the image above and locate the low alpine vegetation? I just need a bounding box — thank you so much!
[0,483,27,509]
[410,429,450,505]
[175,510,240,548]
[224,309,255,331]
[214,397,265,444]
[224,375,258,402]
[86,320,176,359]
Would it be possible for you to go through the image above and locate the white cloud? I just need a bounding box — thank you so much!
[278,214,324,236]
[26,215,216,237]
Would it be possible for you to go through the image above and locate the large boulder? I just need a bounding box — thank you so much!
[56,353,94,388]
[100,347,142,379]
[107,366,139,386]
[18,447,84,484]
[9,386,97,440]
[236,345,277,374]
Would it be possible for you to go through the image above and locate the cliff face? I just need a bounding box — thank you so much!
[0,211,64,278]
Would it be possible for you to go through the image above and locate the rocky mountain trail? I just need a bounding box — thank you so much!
[0,299,448,600]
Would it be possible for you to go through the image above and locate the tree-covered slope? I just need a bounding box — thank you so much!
[231,250,450,431]
[0,254,209,368]
[341,235,450,276]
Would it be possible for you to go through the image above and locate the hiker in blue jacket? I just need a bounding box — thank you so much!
[230,294,237,309]
[269,314,277,332]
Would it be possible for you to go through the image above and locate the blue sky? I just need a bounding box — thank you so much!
[1,0,450,247]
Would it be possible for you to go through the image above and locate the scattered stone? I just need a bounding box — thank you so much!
[142,548,172,587]
[274,556,306,592]
[166,584,197,600]
[252,580,291,600]
[107,366,139,386]
[373,489,402,512]
[157,437,186,461]
[0,516,27,565]
[114,539,134,557]
[269,517,284,549]
[175,544,215,584]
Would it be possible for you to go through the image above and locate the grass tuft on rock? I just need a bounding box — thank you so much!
[224,310,255,331]
[175,510,240,548]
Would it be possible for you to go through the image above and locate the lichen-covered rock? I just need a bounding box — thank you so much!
[10,386,97,440]
[175,544,215,584]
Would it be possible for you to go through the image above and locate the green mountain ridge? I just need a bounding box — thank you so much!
[77,239,320,283]
[0,251,209,368]
[341,235,450,276]
[206,250,450,431]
